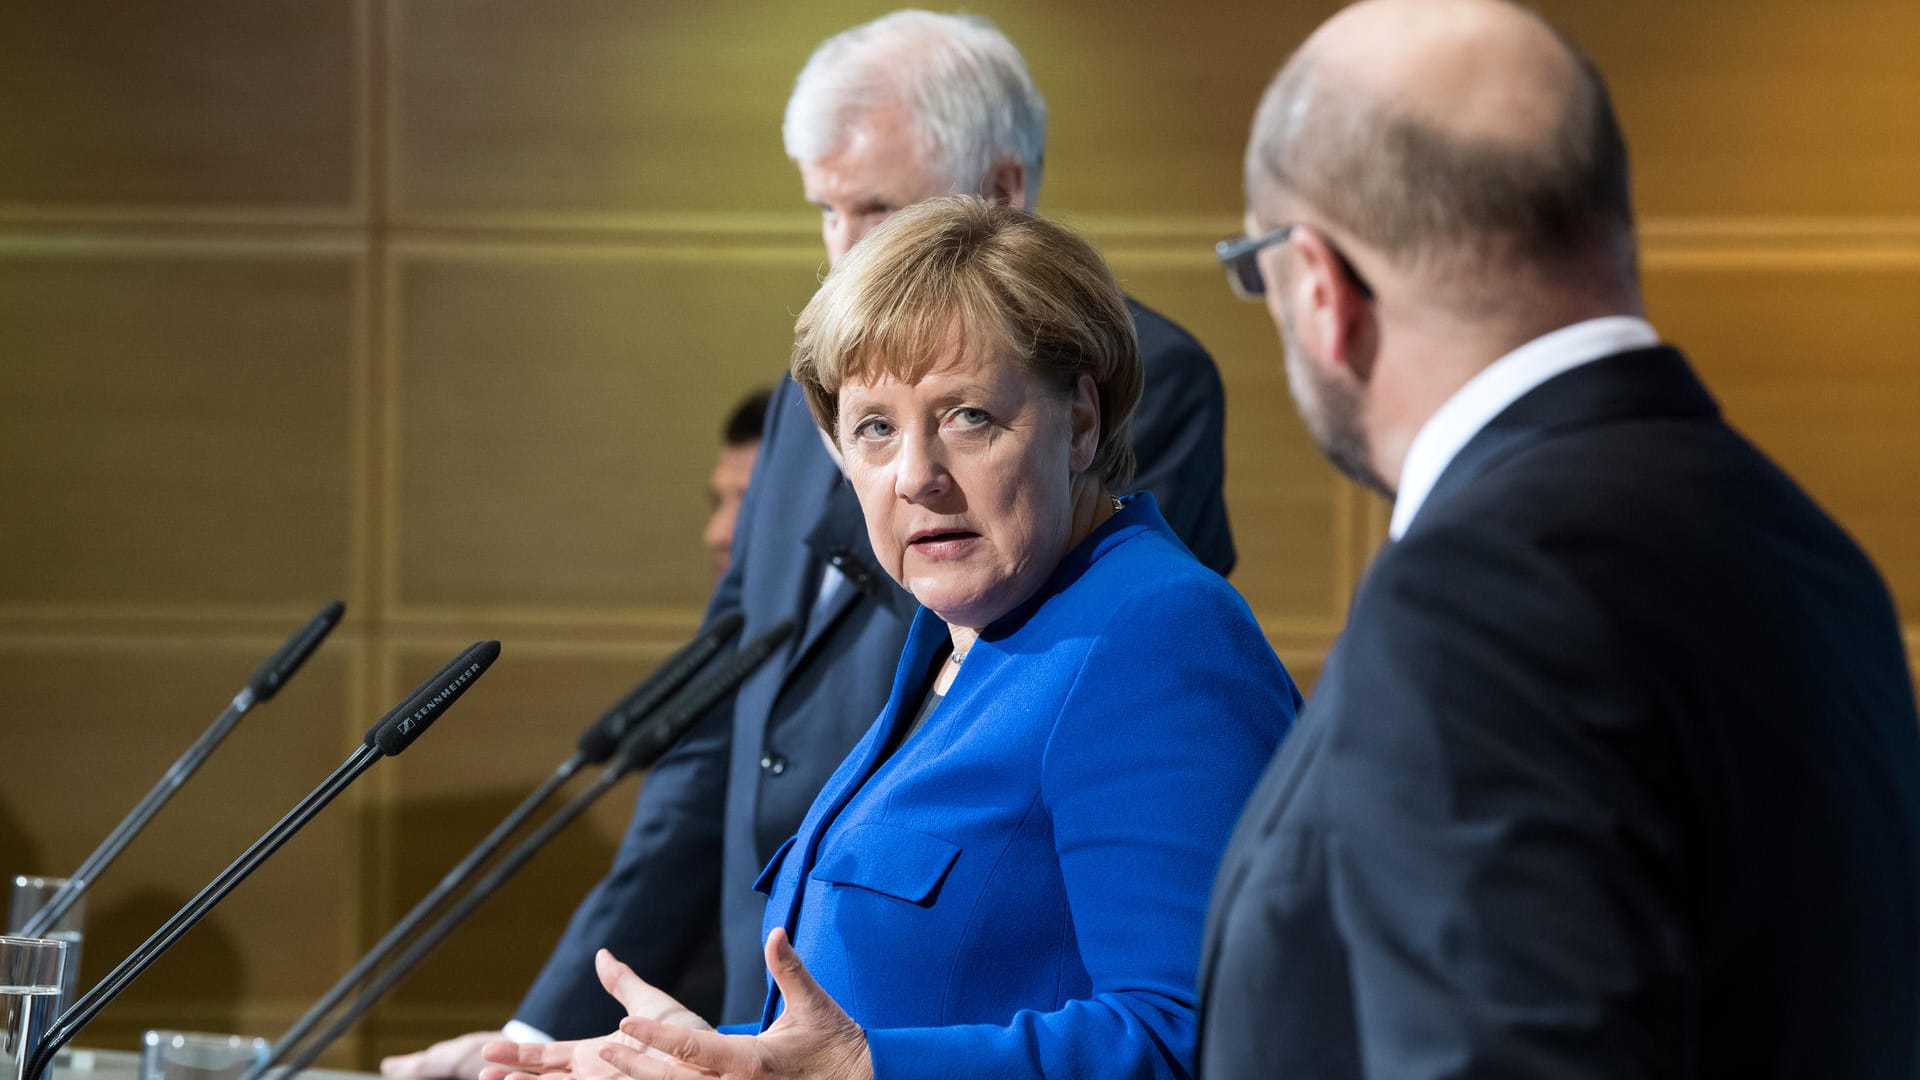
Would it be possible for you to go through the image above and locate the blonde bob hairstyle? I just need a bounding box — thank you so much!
[791,195,1142,492]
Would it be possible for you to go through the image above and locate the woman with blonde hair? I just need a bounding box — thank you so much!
[485,196,1298,1080]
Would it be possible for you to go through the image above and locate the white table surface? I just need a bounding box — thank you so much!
[51,1047,373,1080]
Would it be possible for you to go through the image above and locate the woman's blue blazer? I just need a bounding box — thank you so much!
[752,495,1300,1079]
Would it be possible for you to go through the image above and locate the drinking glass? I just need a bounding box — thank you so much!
[0,935,66,1080]
[6,879,83,1021]
[139,1032,270,1080]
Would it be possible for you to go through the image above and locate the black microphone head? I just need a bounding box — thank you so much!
[577,611,747,764]
[248,600,347,702]
[618,619,795,771]
[366,641,500,756]
[574,715,623,766]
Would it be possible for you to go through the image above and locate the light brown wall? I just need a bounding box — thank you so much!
[2,0,1915,1066]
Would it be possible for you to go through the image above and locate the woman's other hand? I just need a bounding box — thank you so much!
[598,929,871,1080]
[478,949,711,1080]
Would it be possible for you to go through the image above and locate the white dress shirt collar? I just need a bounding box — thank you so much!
[1388,315,1660,540]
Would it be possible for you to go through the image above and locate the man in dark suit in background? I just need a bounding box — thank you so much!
[385,11,1234,1075]
[1201,0,1920,1075]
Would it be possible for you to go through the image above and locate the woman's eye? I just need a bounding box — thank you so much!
[853,417,895,440]
[950,407,990,427]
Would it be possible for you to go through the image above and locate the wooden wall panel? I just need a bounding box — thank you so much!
[1550,1,1920,218]
[1008,2,1340,222]
[1643,258,1920,609]
[0,245,359,613]
[0,640,357,1036]
[0,2,362,218]
[389,246,817,616]
[392,0,802,223]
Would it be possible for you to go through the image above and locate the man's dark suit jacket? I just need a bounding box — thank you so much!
[1198,345,1920,1077]
[518,299,1235,1031]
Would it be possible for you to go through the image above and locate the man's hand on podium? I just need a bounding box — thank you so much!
[382,1030,503,1080]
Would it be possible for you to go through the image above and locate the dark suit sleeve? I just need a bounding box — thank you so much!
[512,700,729,1036]
[1320,528,1690,1076]
[1127,301,1235,577]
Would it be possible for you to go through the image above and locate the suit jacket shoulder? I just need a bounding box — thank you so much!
[1200,346,1920,1078]
[1125,298,1235,576]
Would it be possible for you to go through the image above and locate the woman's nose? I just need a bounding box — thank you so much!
[894,430,950,503]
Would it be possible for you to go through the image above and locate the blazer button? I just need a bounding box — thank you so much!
[760,753,788,776]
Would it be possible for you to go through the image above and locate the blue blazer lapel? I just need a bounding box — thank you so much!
[759,608,947,1028]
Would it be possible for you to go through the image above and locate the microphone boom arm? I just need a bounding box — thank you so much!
[26,745,381,1080]
[249,756,583,1080]
[267,762,632,1080]
[18,601,346,939]
[264,619,794,1079]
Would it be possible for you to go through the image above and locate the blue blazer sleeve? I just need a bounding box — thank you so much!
[862,579,1297,1079]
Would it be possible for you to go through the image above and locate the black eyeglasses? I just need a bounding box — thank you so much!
[1215,225,1376,302]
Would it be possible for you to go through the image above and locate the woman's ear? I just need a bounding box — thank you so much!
[1067,374,1100,475]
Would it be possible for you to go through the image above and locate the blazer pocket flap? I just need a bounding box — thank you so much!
[753,835,799,896]
[808,824,961,905]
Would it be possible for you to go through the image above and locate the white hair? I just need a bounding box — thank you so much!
[782,10,1047,207]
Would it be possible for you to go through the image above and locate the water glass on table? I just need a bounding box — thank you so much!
[139,1033,270,1080]
[6,879,84,1022]
[0,935,66,1080]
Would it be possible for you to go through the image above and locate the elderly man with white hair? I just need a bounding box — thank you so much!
[383,12,1233,1078]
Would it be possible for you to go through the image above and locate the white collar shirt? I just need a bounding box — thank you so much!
[1389,315,1661,540]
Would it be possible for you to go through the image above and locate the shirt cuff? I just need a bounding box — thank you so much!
[502,1020,553,1044]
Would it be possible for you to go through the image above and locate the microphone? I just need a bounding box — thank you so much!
[576,611,746,763]
[264,621,796,1080]
[23,641,500,1080]
[17,601,346,941]
[247,613,746,1080]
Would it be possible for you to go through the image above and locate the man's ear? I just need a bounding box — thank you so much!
[981,157,1028,208]
[1068,375,1100,474]
[1289,228,1377,382]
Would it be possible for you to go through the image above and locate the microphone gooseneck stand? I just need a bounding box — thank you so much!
[246,612,746,1080]
[267,620,795,1080]
[18,601,347,939]
[21,640,500,1080]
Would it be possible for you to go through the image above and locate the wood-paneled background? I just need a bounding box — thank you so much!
[2,0,1915,1067]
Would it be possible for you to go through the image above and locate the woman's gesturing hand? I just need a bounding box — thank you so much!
[477,949,712,1080]
[597,929,872,1080]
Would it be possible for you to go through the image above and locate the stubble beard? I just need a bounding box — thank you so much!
[1280,316,1393,499]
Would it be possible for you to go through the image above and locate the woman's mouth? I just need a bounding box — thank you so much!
[908,529,980,558]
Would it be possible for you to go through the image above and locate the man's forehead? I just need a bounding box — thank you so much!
[798,108,951,204]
